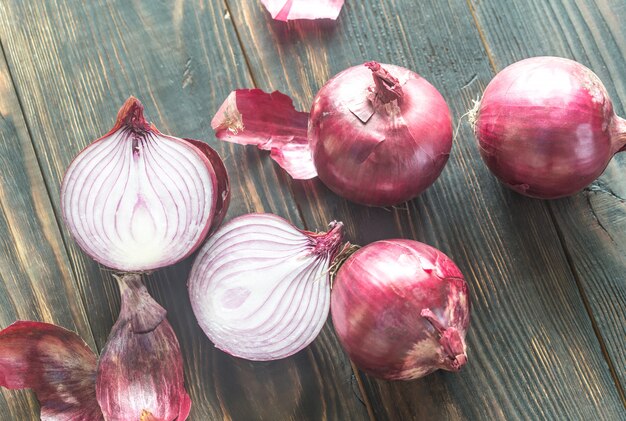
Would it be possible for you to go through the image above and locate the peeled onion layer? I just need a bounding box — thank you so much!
[260,0,345,21]
[212,89,316,179]
[0,321,104,420]
[331,240,470,381]
[473,56,626,199]
[189,213,344,361]
[96,274,191,421]
[61,97,229,272]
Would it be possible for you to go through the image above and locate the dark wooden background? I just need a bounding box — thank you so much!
[0,0,624,419]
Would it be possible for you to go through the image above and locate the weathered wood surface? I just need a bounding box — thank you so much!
[0,1,366,420]
[0,0,623,420]
[224,0,626,419]
[470,0,626,402]
[0,44,95,419]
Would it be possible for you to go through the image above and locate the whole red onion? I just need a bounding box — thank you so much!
[473,56,626,199]
[61,97,230,272]
[331,240,470,380]
[310,62,453,206]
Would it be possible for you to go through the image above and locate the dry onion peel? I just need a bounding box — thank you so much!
[0,321,103,421]
[260,0,345,21]
[211,89,316,179]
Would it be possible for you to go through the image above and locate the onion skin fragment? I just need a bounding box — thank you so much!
[189,213,343,361]
[96,274,191,421]
[260,0,345,21]
[0,321,104,420]
[212,89,316,179]
[473,56,626,199]
[331,240,470,381]
[61,97,229,272]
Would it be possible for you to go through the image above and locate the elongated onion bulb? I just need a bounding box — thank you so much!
[188,213,344,361]
[61,97,229,271]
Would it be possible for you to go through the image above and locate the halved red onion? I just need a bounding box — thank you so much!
[96,274,191,421]
[331,240,470,380]
[188,213,344,361]
[260,0,345,21]
[61,97,229,272]
[0,321,103,420]
[472,56,626,198]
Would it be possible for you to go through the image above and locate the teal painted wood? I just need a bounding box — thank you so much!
[470,0,626,405]
[225,0,625,419]
[0,0,623,419]
[0,47,95,419]
[0,1,367,419]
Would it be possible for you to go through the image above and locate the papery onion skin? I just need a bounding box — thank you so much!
[309,62,453,207]
[260,0,345,21]
[61,97,229,272]
[331,240,470,381]
[0,321,104,421]
[189,213,343,361]
[96,274,191,421]
[473,56,626,199]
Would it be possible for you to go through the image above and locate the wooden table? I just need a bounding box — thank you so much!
[0,1,624,419]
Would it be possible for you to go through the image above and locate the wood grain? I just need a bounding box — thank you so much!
[469,0,626,403]
[0,45,94,419]
[0,1,367,419]
[225,0,625,419]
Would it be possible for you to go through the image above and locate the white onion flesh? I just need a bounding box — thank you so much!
[62,124,216,272]
[188,213,343,361]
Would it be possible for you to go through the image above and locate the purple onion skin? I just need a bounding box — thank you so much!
[0,322,104,420]
[96,274,191,421]
[475,56,626,199]
[331,240,470,381]
[309,63,453,207]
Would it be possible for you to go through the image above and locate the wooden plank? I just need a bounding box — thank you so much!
[0,45,94,418]
[469,0,626,402]
[225,0,626,419]
[0,0,368,419]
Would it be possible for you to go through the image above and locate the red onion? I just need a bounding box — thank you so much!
[213,62,452,207]
[310,62,453,206]
[188,213,344,361]
[331,240,470,380]
[261,0,345,21]
[97,274,191,421]
[61,97,230,272]
[472,56,626,199]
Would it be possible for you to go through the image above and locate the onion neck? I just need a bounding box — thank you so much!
[365,62,403,106]
[114,273,166,334]
[421,308,467,372]
[612,116,626,154]
[115,96,153,134]
[309,221,344,259]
